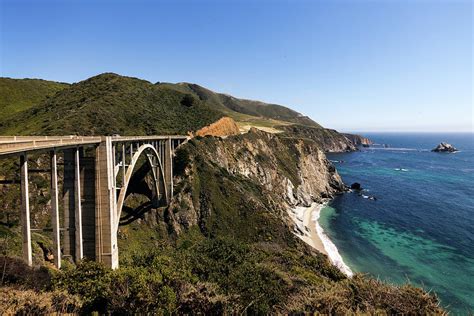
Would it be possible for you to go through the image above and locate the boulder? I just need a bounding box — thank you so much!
[350,182,362,190]
[431,142,458,153]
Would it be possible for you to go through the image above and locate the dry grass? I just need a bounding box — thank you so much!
[0,287,82,315]
[281,275,446,315]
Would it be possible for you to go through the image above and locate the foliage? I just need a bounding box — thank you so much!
[0,77,67,119]
[0,287,83,315]
[0,73,223,135]
[180,93,196,107]
[160,81,322,128]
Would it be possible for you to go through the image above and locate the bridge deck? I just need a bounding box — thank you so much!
[0,135,189,157]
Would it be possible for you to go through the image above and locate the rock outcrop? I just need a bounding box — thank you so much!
[343,133,373,147]
[350,182,362,190]
[195,117,240,137]
[432,142,458,153]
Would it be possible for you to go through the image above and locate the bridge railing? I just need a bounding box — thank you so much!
[0,136,103,156]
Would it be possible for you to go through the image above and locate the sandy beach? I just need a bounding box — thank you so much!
[288,203,327,255]
[289,202,353,277]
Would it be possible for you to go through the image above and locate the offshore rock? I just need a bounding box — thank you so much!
[350,182,362,190]
[432,142,458,153]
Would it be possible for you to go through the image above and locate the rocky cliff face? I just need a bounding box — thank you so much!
[166,128,344,238]
[343,133,373,147]
[280,125,357,152]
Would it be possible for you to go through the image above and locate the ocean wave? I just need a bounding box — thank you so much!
[312,205,354,277]
[369,147,420,151]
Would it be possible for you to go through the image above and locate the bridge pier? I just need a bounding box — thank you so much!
[95,137,119,269]
[74,148,83,261]
[165,137,173,201]
[50,151,61,268]
[81,154,97,260]
[20,154,32,266]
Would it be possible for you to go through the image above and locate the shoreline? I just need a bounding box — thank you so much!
[289,202,353,277]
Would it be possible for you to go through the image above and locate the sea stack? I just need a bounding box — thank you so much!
[432,142,458,153]
[350,182,362,190]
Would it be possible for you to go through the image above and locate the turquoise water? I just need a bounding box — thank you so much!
[322,133,474,314]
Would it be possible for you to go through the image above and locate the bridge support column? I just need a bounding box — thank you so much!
[164,137,173,202]
[20,154,32,267]
[81,155,96,260]
[63,149,75,261]
[50,151,61,268]
[74,148,83,261]
[95,137,119,269]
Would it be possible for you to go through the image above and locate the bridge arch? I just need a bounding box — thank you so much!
[116,144,167,230]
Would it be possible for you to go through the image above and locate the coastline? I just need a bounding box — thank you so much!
[289,202,353,277]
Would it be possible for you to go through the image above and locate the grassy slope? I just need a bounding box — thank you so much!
[0,77,68,118]
[158,82,319,130]
[0,75,348,145]
[0,74,223,135]
[157,82,357,150]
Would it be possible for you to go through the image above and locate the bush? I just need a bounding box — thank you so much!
[52,260,111,313]
[180,94,196,107]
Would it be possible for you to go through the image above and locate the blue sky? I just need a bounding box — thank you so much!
[1,0,472,132]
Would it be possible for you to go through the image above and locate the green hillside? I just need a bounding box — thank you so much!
[0,77,68,118]
[0,75,318,136]
[0,73,364,154]
[159,82,321,129]
[0,74,223,135]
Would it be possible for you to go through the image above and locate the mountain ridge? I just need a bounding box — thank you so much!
[0,73,370,152]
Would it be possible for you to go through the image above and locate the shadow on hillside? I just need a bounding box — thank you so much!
[119,201,154,226]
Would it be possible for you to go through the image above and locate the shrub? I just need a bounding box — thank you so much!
[180,94,196,107]
[52,260,111,313]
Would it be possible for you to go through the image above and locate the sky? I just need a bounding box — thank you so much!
[0,0,472,132]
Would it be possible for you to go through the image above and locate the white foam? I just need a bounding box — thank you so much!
[312,204,354,277]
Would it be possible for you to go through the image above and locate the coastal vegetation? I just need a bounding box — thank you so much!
[0,78,67,119]
[0,73,445,314]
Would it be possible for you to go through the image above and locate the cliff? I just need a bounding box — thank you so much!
[280,124,357,152]
[167,128,344,238]
[343,133,373,147]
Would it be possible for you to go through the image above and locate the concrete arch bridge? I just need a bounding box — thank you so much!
[0,135,189,269]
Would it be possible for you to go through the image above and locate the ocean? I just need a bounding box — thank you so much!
[322,133,474,314]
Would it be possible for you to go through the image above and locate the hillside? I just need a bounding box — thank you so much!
[0,74,367,154]
[0,74,223,135]
[0,78,68,118]
[158,82,321,130]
